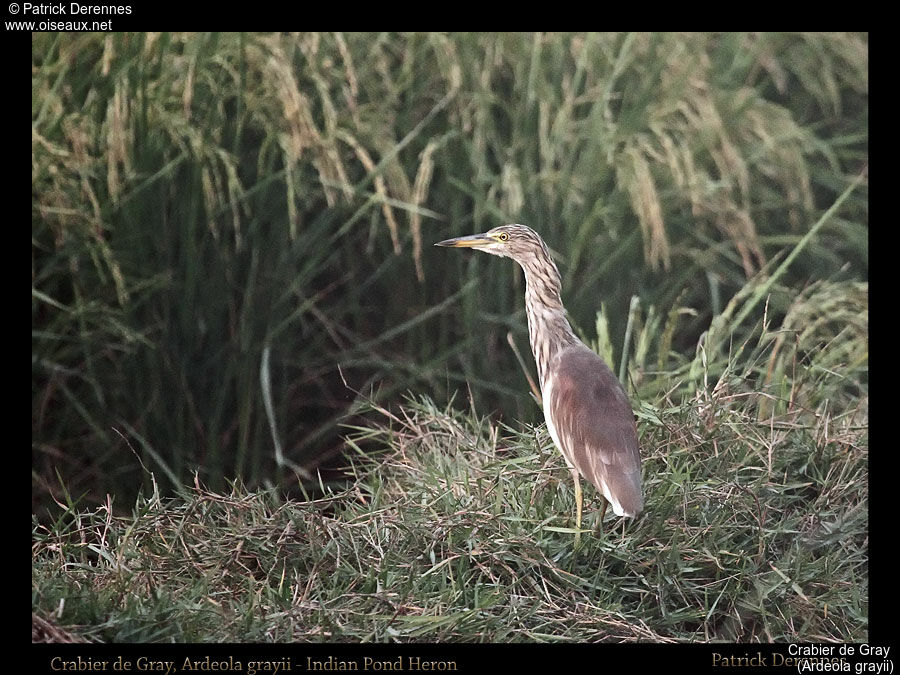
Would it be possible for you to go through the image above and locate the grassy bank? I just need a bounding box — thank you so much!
[33,318,867,642]
[32,31,868,643]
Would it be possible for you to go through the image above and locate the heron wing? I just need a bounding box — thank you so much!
[546,345,643,516]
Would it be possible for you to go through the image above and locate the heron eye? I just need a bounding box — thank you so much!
[498,232,509,242]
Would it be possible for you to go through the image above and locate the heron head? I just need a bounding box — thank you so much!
[434,224,547,262]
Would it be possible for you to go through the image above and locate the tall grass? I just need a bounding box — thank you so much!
[32,33,868,641]
[32,32,867,517]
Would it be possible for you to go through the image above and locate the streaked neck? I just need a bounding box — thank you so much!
[517,256,579,389]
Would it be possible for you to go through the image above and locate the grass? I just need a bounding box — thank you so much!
[32,33,868,514]
[33,301,867,642]
[32,32,868,643]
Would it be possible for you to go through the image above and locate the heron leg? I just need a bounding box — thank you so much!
[596,498,608,536]
[571,468,582,546]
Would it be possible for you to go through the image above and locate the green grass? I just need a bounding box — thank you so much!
[32,32,867,643]
[32,32,867,513]
[33,314,867,642]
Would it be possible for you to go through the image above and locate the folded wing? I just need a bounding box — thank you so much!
[546,345,643,517]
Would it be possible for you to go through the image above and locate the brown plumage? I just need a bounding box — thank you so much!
[436,224,643,541]
[545,346,643,517]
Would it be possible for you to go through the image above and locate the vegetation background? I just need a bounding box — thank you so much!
[32,32,867,643]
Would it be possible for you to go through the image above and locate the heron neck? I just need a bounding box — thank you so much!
[518,258,580,389]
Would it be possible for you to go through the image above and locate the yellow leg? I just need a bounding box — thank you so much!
[571,468,583,546]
